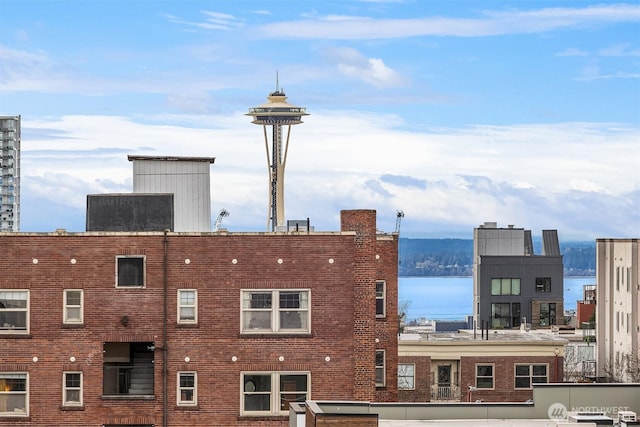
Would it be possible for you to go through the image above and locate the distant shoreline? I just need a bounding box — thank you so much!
[399,275,596,279]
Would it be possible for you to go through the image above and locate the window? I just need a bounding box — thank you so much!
[178,290,197,324]
[63,372,82,406]
[241,290,310,334]
[539,302,557,326]
[376,280,386,317]
[515,364,548,389]
[491,303,510,328]
[241,372,309,415]
[535,277,551,293]
[0,373,28,416]
[63,290,83,324]
[475,364,494,389]
[102,342,154,397]
[116,256,145,287]
[398,364,415,390]
[491,278,521,295]
[0,291,29,333]
[177,372,196,406]
[375,350,386,387]
[511,303,521,328]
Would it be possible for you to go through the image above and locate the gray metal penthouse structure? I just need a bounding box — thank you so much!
[473,222,564,330]
[0,115,20,232]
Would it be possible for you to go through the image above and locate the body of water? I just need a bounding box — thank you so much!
[399,276,596,321]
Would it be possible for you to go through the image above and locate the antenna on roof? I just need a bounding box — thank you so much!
[275,70,280,93]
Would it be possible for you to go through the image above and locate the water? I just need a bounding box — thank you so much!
[399,276,596,321]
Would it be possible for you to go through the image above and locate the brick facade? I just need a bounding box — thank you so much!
[398,352,564,403]
[0,210,398,426]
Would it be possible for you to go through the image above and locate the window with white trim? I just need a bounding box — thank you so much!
[398,363,415,390]
[375,350,386,387]
[63,290,83,324]
[0,373,28,416]
[116,256,145,287]
[241,372,309,415]
[0,291,29,333]
[475,364,494,389]
[241,290,310,334]
[177,372,197,406]
[62,372,82,406]
[515,364,548,389]
[376,280,386,318]
[178,290,197,324]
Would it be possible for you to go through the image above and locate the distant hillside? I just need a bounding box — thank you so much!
[399,238,596,277]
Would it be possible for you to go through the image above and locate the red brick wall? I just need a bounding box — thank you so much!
[341,210,377,402]
[0,211,398,426]
[460,355,563,402]
[397,356,431,402]
[375,236,399,402]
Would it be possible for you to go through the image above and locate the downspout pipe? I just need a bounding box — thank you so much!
[163,230,169,427]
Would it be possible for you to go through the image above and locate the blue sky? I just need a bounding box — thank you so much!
[1,0,638,239]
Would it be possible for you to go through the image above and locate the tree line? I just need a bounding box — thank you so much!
[398,238,596,277]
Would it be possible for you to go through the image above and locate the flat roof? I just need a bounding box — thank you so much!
[400,330,569,344]
[127,155,216,163]
[380,420,573,426]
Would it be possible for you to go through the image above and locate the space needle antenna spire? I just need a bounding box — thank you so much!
[246,76,309,231]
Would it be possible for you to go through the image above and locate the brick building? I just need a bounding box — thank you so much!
[398,330,566,403]
[0,209,398,426]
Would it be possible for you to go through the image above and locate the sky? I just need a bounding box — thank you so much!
[1,0,639,240]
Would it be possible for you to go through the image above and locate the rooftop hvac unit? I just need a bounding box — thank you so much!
[567,411,614,425]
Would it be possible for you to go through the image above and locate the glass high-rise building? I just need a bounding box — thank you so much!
[0,115,20,231]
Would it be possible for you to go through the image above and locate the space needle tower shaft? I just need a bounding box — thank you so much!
[247,79,308,231]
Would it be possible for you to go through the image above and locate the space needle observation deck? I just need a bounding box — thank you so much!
[246,83,308,232]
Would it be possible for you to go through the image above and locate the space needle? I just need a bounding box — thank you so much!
[247,78,309,231]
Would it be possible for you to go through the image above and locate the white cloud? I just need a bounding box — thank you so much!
[577,63,640,81]
[598,43,640,57]
[163,11,244,31]
[556,47,589,57]
[18,113,639,239]
[256,4,640,39]
[326,47,405,88]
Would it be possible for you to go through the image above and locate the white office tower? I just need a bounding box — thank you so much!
[127,156,215,232]
[0,115,20,232]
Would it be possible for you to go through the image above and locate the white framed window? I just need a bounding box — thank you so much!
[398,363,415,390]
[475,364,494,389]
[177,290,197,324]
[376,280,386,318]
[241,290,310,334]
[62,372,82,406]
[177,372,197,406]
[515,364,548,389]
[0,372,28,416]
[241,372,309,416]
[63,290,83,324]
[375,350,386,387]
[0,290,29,334]
[116,256,145,288]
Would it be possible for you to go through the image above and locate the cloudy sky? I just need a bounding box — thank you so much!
[1,0,638,240]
